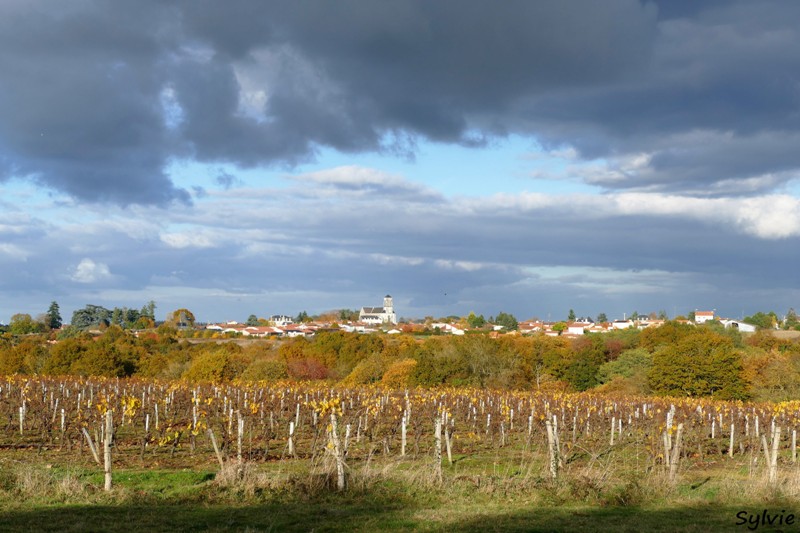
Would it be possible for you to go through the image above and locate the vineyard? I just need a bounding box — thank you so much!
[3,375,800,484]
[3,375,800,530]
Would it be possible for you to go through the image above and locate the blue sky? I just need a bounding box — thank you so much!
[1,1,799,325]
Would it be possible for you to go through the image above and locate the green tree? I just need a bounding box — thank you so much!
[141,300,156,320]
[123,308,141,328]
[246,314,259,326]
[71,304,111,329]
[565,335,608,391]
[639,320,695,352]
[295,311,310,323]
[466,312,486,328]
[494,312,518,331]
[785,308,800,331]
[596,313,608,323]
[338,309,359,322]
[743,311,778,330]
[45,301,62,330]
[598,348,652,384]
[568,309,576,321]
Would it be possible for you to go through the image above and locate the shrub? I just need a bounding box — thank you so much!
[381,359,418,388]
[239,358,289,381]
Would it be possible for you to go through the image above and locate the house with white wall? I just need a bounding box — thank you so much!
[695,311,715,324]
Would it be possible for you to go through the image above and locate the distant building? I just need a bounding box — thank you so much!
[567,322,593,335]
[695,311,715,324]
[270,315,294,327]
[359,295,398,325]
[720,319,757,333]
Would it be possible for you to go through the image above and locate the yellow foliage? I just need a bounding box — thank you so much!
[381,358,417,389]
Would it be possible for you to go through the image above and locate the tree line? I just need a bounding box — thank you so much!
[2,320,800,401]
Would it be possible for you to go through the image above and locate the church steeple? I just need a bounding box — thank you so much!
[383,295,394,312]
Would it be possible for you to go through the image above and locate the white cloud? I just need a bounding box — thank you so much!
[610,193,800,239]
[160,231,217,249]
[473,190,800,240]
[290,165,442,201]
[70,258,112,283]
[434,259,491,272]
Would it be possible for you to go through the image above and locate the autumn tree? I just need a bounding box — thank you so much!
[648,331,749,400]
[9,313,44,335]
[564,335,608,391]
[183,344,246,382]
[381,358,418,388]
[240,358,289,381]
[167,308,196,328]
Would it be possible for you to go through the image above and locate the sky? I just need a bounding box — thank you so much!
[1,0,800,325]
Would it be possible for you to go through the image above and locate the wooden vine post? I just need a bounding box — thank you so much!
[103,409,113,492]
[433,417,443,484]
[207,428,225,468]
[761,426,781,485]
[668,423,684,482]
[329,412,346,491]
[401,413,407,457]
[545,419,559,480]
[444,418,454,465]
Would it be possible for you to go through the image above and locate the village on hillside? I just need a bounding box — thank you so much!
[4,295,796,339]
[197,295,762,340]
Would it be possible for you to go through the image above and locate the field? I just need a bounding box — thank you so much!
[1,376,800,531]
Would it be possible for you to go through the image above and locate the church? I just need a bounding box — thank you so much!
[359,295,398,325]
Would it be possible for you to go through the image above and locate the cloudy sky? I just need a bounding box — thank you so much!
[2,0,799,324]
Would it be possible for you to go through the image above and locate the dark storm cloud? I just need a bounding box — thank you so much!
[0,2,190,205]
[2,0,799,204]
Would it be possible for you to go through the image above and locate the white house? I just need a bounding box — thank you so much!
[359,295,398,325]
[429,323,465,335]
[567,322,593,335]
[269,315,294,327]
[695,310,715,323]
[612,319,633,330]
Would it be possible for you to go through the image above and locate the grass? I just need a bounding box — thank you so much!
[1,447,799,532]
